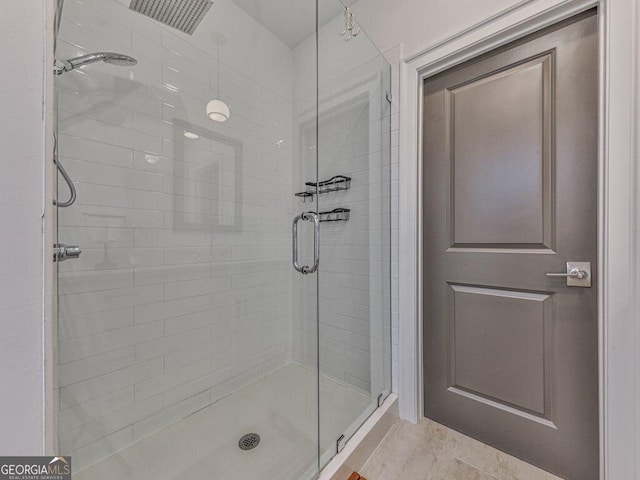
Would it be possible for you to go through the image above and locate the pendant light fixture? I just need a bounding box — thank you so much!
[207,99,230,122]
[207,33,230,123]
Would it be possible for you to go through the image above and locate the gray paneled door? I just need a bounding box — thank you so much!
[423,11,598,480]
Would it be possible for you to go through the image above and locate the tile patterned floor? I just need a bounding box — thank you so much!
[360,419,564,480]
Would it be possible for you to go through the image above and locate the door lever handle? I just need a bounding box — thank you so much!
[546,268,587,280]
[546,261,591,287]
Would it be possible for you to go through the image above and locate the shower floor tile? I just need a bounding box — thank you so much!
[73,363,371,480]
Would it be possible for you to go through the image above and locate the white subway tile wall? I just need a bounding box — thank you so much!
[56,0,296,469]
[55,0,394,472]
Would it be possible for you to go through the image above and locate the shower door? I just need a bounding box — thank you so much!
[54,0,320,479]
[315,0,393,468]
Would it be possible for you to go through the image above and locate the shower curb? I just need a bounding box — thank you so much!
[319,394,398,480]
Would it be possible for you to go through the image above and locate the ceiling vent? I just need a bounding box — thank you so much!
[129,0,213,35]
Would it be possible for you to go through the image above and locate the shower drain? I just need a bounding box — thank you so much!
[238,433,261,450]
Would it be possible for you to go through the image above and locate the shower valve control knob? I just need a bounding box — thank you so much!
[55,244,82,262]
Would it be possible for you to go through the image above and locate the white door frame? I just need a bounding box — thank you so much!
[397,0,640,478]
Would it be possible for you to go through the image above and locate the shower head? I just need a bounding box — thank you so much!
[54,52,138,75]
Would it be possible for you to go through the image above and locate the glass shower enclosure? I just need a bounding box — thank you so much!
[54,0,391,478]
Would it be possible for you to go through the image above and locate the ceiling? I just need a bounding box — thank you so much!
[231,0,344,48]
[113,0,349,49]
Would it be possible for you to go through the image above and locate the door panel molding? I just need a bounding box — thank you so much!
[447,386,558,429]
[447,284,553,417]
[398,1,640,479]
[446,52,555,250]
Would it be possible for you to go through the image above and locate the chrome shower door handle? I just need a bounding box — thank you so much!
[292,211,320,275]
[292,213,303,273]
[307,211,320,274]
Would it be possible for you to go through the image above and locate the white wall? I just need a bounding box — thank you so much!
[350,0,521,59]
[0,1,50,455]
